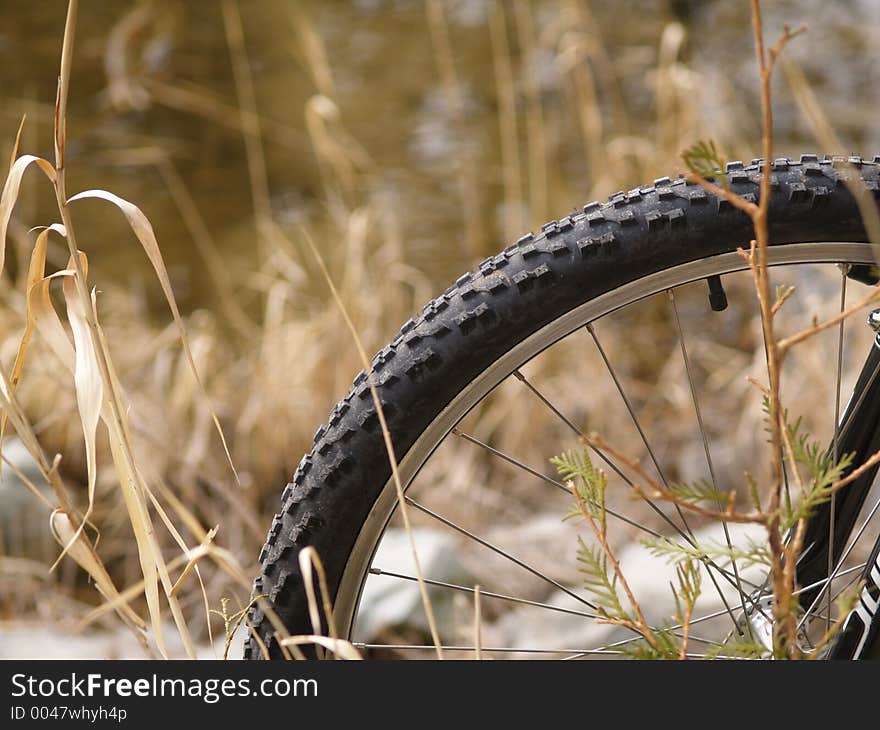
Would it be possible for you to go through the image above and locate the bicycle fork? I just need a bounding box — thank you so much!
[796,312,880,658]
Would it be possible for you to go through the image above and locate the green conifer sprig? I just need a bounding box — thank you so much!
[682,139,728,190]
[665,478,730,507]
[705,637,768,660]
[554,449,609,535]
[621,628,681,660]
[779,408,855,530]
[643,535,771,570]
[576,536,625,618]
[674,560,702,610]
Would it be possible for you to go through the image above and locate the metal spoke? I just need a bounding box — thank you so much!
[404,496,598,612]
[561,623,730,658]
[794,562,865,598]
[443,426,774,633]
[798,492,880,631]
[825,569,864,609]
[567,595,801,661]
[511,368,694,533]
[354,643,626,655]
[638,603,752,641]
[354,643,724,658]
[454,425,760,596]
[668,288,753,634]
[803,565,866,627]
[368,566,723,650]
[585,320,756,624]
[567,652,738,660]
[585,322,671,490]
[829,268,848,631]
[369,567,599,619]
[451,427,664,539]
[559,564,845,660]
[747,268,850,620]
[511,368,760,594]
[578,651,740,659]
[406,496,747,648]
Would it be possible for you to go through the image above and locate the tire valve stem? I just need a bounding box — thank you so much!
[706,274,728,312]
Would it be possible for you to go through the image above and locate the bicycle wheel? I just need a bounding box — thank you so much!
[246,154,880,659]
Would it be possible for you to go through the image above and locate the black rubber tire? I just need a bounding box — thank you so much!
[245,154,880,659]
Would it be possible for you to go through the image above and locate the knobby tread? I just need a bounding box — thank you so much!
[245,155,880,659]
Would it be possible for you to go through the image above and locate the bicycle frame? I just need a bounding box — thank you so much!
[796,319,880,658]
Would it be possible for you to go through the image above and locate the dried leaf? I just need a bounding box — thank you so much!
[8,115,26,173]
[280,635,362,660]
[77,543,209,630]
[61,254,103,546]
[107,432,167,657]
[29,273,76,372]
[0,154,56,277]
[0,226,56,464]
[67,189,238,484]
[298,546,338,640]
[92,302,196,659]
[50,509,145,630]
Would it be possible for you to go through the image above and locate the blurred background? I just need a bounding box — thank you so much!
[0,0,878,657]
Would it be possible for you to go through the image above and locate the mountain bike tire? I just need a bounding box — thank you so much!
[245,154,880,659]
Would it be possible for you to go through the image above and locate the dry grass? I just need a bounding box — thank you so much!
[0,0,873,657]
